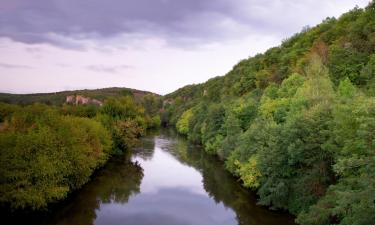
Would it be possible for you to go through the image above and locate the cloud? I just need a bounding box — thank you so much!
[0,0,230,48]
[0,0,371,95]
[0,62,33,69]
[86,64,134,74]
[1,0,369,49]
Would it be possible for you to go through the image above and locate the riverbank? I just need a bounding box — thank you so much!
[0,97,159,211]
[4,129,296,225]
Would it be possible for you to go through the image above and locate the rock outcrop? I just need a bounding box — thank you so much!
[66,95,103,106]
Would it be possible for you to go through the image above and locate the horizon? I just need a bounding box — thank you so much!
[0,86,160,96]
[0,0,371,95]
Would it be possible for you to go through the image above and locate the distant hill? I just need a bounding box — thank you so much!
[0,87,158,105]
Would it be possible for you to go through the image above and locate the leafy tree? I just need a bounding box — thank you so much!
[237,155,261,189]
[165,2,375,224]
[0,105,112,210]
[176,108,193,135]
[219,113,241,159]
[328,45,369,85]
[112,119,144,154]
[201,104,226,146]
[297,90,375,225]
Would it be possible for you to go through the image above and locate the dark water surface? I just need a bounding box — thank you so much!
[8,129,296,225]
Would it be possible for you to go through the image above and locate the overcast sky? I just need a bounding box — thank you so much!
[0,0,371,95]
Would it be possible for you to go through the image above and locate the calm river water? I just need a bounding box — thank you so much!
[7,129,296,225]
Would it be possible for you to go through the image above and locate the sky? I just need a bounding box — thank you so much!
[0,0,371,95]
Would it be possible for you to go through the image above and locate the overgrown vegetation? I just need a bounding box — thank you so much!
[164,2,375,225]
[0,91,161,210]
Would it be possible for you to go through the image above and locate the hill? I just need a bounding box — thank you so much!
[163,2,375,225]
[0,87,158,105]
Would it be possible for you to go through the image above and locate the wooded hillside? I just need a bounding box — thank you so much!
[163,2,375,225]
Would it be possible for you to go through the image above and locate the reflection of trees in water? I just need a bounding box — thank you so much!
[199,155,295,225]
[161,129,295,225]
[156,129,190,161]
[90,158,144,204]
[25,158,144,225]
[7,130,294,225]
[132,136,155,160]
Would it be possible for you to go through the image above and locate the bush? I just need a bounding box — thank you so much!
[0,104,112,210]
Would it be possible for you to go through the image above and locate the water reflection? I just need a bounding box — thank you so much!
[6,129,295,225]
[135,142,205,195]
[96,188,236,225]
[133,136,155,160]
[46,158,144,225]
[154,129,296,225]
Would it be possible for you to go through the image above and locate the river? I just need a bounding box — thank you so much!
[7,129,295,225]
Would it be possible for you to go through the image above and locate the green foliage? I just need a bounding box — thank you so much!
[328,44,369,85]
[236,155,261,189]
[0,104,112,210]
[278,73,305,97]
[176,108,193,135]
[0,102,19,122]
[3,0,372,222]
[142,94,162,116]
[297,55,335,106]
[0,87,154,105]
[362,54,375,95]
[231,95,258,130]
[120,89,134,97]
[219,113,241,159]
[0,90,156,211]
[112,119,144,154]
[100,97,143,120]
[255,70,272,89]
[337,77,357,98]
[96,97,149,154]
[60,104,99,118]
[201,104,226,144]
[297,92,375,225]
[204,134,224,155]
[167,4,375,223]
[149,115,161,128]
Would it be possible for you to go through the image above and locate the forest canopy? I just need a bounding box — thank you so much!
[164,2,375,225]
[0,93,161,210]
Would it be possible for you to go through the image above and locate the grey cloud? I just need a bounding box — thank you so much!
[0,0,368,48]
[86,64,134,74]
[0,0,230,47]
[0,0,258,48]
[0,62,33,69]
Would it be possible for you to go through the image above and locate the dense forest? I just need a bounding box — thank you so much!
[163,2,375,225]
[0,92,161,210]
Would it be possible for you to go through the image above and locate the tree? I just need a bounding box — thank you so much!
[0,105,112,210]
[176,108,193,135]
[219,113,242,159]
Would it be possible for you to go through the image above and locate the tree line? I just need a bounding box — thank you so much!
[0,94,161,210]
[163,2,375,225]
